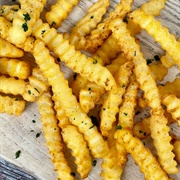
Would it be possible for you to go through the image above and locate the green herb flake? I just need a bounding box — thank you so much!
[90,15,94,19]
[134,51,136,56]
[36,132,41,138]
[32,120,36,123]
[117,125,122,129]
[154,55,160,61]
[12,9,18,12]
[73,117,76,120]
[1,9,4,14]
[92,160,97,167]
[15,98,18,101]
[41,30,46,34]
[146,58,152,65]
[89,125,95,129]
[34,88,40,93]
[15,150,21,159]
[123,15,128,23]
[22,23,28,32]
[88,87,91,91]
[51,21,56,26]
[30,130,34,132]
[124,112,128,116]
[93,59,98,64]
[122,84,126,88]
[23,13,31,22]
[28,89,31,94]
[54,128,56,131]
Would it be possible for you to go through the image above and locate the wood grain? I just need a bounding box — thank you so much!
[0,0,180,180]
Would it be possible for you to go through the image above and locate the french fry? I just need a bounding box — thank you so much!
[100,61,134,136]
[85,0,133,53]
[36,92,73,180]
[162,93,180,126]
[32,19,117,92]
[129,9,180,70]
[33,39,109,158]
[109,18,178,174]
[173,140,180,163]
[0,57,31,79]
[160,52,176,69]
[61,125,92,179]
[0,94,26,116]
[45,0,80,28]
[0,37,24,58]
[8,0,46,45]
[69,0,110,49]
[114,129,169,180]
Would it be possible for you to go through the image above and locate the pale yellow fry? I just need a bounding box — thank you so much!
[36,92,73,180]
[85,0,133,53]
[109,19,178,174]
[8,0,46,45]
[140,0,166,16]
[33,39,109,158]
[69,0,110,48]
[162,93,180,125]
[129,10,180,70]
[0,57,31,79]
[61,125,92,179]
[118,79,139,130]
[0,5,20,22]
[32,19,117,93]
[173,140,180,163]
[133,117,151,139]
[100,61,134,136]
[160,52,176,69]
[45,0,80,28]
[148,61,168,81]
[158,78,180,98]
[114,129,169,180]
[0,37,24,58]
[0,94,26,116]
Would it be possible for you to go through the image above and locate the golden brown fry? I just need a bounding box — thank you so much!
[118,79,139,130]
[61,125,92,179]
[173,140,180,163]
[100,61,134,136]
[36,92,73,180]
[0,37,24,58]
[0,57,31,79]
[129,10,180,70]
[8,0,46,45]
[69,0,110,49]
[45,0,80,28]
[0,94,26,116]
[33,39,109,158]
[32,19,117,92]
[114,129,169,180]
[109,18,178,174]
[84,0,133,53]
[162,93,180,126]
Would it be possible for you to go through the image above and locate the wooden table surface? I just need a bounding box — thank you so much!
[0,0,180,180]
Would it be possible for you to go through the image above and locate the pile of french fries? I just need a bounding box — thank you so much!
[0,0,180,179]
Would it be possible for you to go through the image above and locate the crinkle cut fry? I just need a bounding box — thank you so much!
[0,37,24,58]
[100,61,134,137]
[84,0,133,53]
[33,39,109,158]
[8,0,47,45]
[0,94,26,116]
[32,19,117,93]
[114,129,169,180]
[69,0,110,48]
[61,125,92,179]
[109,19,178,174]
[129,9,180,70]
[36,92,73,180]
[45,0,80,28]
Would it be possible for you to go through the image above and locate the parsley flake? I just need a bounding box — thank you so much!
[32,120,36,123]
[28,89,31,94]
[92,160,97,166]
[93,59,98,64]
[117,125,122,129]
[41,30,46,34]
[124,112,128,116]
[89,125,95,129]
[22,23,28,32]
[15,150,21,159]
[23,13,31,22]
[36,132,41,138]
[90,16,94,19]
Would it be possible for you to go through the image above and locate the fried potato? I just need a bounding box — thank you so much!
[61,125,92,179]
[110,18,178,174]
[85,0,133,53]
[160,52,176,69]
[69,0,110,49]
[0,94,26,116]
[137,97,149,108]
[100,61,134,136]
[162,93,180,126]
[0,57,31,79]
[36,92,73,180]
[133,117,151,139]
[118,79,139,130]
[114,129,169,180]
[173,140,180,163]
[0,37,24,58]
[129,9,180,70]
[8,0,46,45]
[32,19,117,92]
[45,0,80,28]
[33,39,109,158]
